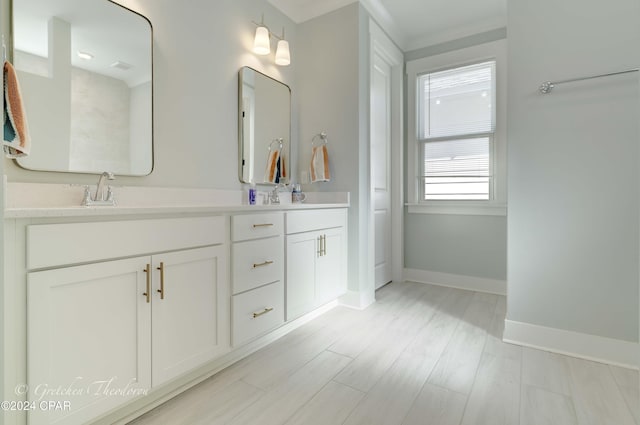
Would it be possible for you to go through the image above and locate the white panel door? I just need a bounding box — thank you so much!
[27,257,151,425]
[371,53,393,289]
[151,245,229,387]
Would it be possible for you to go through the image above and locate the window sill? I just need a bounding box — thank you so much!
[406,202,507,216]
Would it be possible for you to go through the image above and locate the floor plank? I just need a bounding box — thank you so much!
[520,384,578,425]
[568,357,636,425]
[342,351,439,425]
[283,381,364,425]
[427,292,498,394]
[460,351,521,425]
[228,350,352,425]
[129,379,264,425]
[402,383,466,425]
[333,285,448,392]
[610,365,640,424]
[522,347,573,396]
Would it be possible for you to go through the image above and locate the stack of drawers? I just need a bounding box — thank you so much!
[230,212,285,346]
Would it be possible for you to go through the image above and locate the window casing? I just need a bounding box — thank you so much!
[406,40,506,216]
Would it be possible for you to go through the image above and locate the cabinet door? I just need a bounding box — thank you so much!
[285,231,318,320]
[27,257,151,425]
[151,245,229,386]
[316,227,347,305]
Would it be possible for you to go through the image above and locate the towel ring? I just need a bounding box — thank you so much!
[311,132,328,147]
[268,138,284,152]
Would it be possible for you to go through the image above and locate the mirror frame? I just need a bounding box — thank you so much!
[9,0,155,176]
[238,66,291,185]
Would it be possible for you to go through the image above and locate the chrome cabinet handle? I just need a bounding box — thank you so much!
[253,223,274,228]
[317,235,322,257]
[253,260,274,268]
[252,307,274,318]
[322,234,327,256]
[142,264,151,303]
[156,261,165,299]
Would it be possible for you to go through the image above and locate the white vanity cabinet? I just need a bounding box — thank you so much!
[230,212,285,347]
[285,209,348,320]
[25,217,228,425]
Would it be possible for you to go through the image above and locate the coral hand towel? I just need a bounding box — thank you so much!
[310,145,330,182]
[3,61,31,158]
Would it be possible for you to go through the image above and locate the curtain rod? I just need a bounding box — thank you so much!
[539,68,639,94]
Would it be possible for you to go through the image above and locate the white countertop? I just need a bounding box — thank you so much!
[4,182,349,219]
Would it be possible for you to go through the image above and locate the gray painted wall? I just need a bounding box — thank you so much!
[405,213,507,280]
[507,0,640,342]
[297,4,375,305]
[403,31,508,281]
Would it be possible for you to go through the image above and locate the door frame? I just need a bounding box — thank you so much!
[369,20,404,286]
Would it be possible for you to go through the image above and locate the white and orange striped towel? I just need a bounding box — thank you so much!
[264,148,287,184]
[3,61,31,158]
[264,149,280,183]
[310,145,330,182]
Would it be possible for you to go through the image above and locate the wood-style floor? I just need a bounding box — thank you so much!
[129,281,639,425]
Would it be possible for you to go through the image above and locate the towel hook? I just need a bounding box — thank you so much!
[311,131,328,147]
[268,137,284,152]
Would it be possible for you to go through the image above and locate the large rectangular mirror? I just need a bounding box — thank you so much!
[12,0,153,175]
[238,67,290,185]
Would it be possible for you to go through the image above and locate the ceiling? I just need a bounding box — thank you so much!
[267,0,507,51]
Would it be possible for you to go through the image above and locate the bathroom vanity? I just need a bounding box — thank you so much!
[2,184,349,425]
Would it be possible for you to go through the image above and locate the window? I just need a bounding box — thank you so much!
[418,61,495,201]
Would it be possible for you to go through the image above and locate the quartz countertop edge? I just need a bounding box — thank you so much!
[4,202,350,218]
[3,182,349,218]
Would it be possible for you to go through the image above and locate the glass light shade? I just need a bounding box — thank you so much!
[275,39,290,66]
[253,26,271,55]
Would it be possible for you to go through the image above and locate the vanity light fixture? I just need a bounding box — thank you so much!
[253,14,271,55]
[77,51,94,60]
[275,29,290,66]
[252,15,291,66]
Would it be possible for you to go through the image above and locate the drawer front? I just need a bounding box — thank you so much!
[286,209,347,234]
[232,281,284,347]
[232,212,284,242]
[27,216,226,270]
[232,236,284,294]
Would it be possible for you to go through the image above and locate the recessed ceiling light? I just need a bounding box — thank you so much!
[110,61,132,71]
[77,51,94,60]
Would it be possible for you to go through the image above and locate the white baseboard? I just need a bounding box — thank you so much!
[404,268,506,295]
[504,319,639,370]
[339,290,376,310]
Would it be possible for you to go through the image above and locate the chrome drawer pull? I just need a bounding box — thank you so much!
[253,260,274,268]
[253,223,274,228]
[252,307,274,318]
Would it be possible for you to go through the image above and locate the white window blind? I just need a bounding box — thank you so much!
[417,61,496,201]
[422,137,490,200]
[418,61,495,139]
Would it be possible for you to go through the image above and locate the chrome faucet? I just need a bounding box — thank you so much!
[82,172,116,206]
[269,182,289,205]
